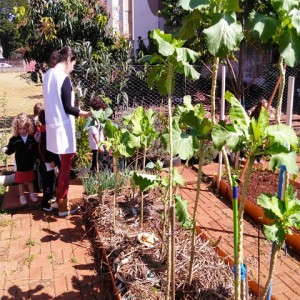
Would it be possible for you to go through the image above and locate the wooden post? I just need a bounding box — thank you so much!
[217,66,226,189]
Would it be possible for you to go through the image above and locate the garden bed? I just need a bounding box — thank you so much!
[217,169,300,254]
[82,187,241,299]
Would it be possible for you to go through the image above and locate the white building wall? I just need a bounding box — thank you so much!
[106,0,164,56]
[132,0,164,51]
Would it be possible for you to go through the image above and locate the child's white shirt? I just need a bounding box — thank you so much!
[89,126,104,150]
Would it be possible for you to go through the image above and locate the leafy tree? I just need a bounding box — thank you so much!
[15,0,128,63]
[0,0,27,58]
[248,0,300,123]
[142,28,199,299]
[14,0,132,107]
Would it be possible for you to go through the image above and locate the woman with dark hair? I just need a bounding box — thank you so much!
[43,46,92,217]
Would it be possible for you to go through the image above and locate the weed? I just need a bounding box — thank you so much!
[70,256,77,263]
[48,252,55,264]
[26,254,34,265]
[0,214,13,227]
[25,238,35,247]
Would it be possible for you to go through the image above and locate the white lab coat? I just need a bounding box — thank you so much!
[43,68,76,154]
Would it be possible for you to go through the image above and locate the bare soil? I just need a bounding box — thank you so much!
[239,169,300,204]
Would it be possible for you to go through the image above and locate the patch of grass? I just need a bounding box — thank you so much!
[81,170,129,196]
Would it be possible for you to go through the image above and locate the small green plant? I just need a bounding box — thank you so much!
[81,170,128,196]
[26,254,35,265]
[70,256,77,263]
[258,185,300,299]
[48,252,55,264]
[25,238,35,247]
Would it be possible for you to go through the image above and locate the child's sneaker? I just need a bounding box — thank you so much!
[19,195,27,205]
[30,193,39,202]
[42,207,53,212]
[48,197,56,204]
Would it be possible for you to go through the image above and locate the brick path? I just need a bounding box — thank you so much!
[0,181,101,299]
[1,166,300,299]
[178,164,300,300]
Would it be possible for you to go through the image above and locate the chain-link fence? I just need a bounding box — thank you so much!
[74,63,300,116]
[0,62,300,168]
[1,62,300,123]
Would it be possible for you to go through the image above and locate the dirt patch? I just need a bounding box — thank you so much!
[239,169,300,204]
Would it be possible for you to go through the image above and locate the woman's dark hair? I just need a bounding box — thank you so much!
[33,102,43,116]
[57,46,76,63]
[49,50,59,68]
[38,109,46,126]
[90,96,107,111]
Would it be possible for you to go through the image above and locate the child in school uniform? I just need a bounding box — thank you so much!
[36,109,60,212]
[2,113,38,205]
[89,96,107,172]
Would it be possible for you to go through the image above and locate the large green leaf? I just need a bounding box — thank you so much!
[220,0,243,13]
[127,133,141,148]
[176,47,199,63]
[250,107,269,142]
[179,0,210,11]
[151,29,175,57]
[211,123,242,151]
[132,172,159,192]
[269,151,298,175]
[263,223,285,245]
[173,168,185,187]
[289,8,300,34]
[278,27,300,67]
[147,65,164,90]
[180,61,200,80]
[104,119,118,138]
[225,91,250,131]
[203,13,243,57]
[248,12,278,42]
[271,0,299,12]
[174,195,193,229]
[162,128,197,160]
[266,124,299,150]
[257,194,285,219]
[288,212,300,229]
[179,9,202,40]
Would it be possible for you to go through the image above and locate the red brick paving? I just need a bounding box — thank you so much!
[1,165,300,299]
[0,180,101,299]
[179,164,300,300]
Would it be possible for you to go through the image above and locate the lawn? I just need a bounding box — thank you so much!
[0,71,43,166]
[0,71,43,119]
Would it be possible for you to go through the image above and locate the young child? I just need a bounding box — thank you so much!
[33,102,44,129]
[2,113,38,205]
[36,109,60,212]
[89,96,107,172]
